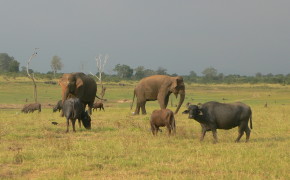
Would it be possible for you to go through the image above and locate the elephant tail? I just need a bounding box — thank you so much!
[130,89,136,110]
[95,94,107,101]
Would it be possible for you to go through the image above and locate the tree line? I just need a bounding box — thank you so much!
[1,53,290,84]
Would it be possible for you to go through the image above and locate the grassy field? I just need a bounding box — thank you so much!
[0,76,289,179]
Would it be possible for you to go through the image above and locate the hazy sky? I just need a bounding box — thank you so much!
[1,1,289,75]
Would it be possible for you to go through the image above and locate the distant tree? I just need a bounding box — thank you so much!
[113,64,133,78]
[134,66,146,79]
[156,67,167,75]
[188,70,198,82]
[143,69,156,77]
[255,72,262,78]
[0,53,20,72]
[50,56,63,77]
[202,67,218,81]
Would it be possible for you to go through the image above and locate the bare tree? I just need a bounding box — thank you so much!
[50,55,63,77]
[90,54,108,98]
[26,48,39,103]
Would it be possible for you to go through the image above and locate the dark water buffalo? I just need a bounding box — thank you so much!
[53,100,62,112]
[62,98,91,132]
[183,101,252,143]
[21,103,41,113]
[92,101,105,112]
[150,109,176,136]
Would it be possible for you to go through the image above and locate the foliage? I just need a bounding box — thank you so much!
[113,64,134,79]
[0,53,20,72]
[50,56,63,76]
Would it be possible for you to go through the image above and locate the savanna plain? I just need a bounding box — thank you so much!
[0,76,289,180]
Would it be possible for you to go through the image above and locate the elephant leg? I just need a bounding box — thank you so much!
[78,119,82,128]
[164,94,170,108]
[88,103,93,115]
[158,97,166,109]
[141,101,147,115]
[134,102,141,115]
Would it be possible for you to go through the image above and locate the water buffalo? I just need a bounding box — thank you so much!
[183,101,252,143]
[150,109,176,136]
[53,100,62,112]
[92,101,105,112]
[21,103,41,113]
[62,98,91,132]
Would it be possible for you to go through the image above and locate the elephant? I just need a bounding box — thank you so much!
[59,72,100,115]
[131,75,185,115]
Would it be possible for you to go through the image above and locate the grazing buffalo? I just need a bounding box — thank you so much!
[183,101,252,143]
[62,98,91,132]
[150,109,176,136]
[53,100,62,112]
[92,101,105,112]
[21,103,41,113]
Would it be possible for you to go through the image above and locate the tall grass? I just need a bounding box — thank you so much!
[0,77,289,179]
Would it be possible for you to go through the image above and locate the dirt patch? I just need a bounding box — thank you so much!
[117,99,132,103]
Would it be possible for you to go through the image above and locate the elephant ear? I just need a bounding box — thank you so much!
[172,76,183,90]
[75,77,84,88]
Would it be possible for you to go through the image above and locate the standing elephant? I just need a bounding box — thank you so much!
[59,72,99,115]
[131,75,185,115]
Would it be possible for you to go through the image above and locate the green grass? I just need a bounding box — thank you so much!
[0,77,289,179]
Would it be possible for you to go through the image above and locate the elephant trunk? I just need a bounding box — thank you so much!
[175,89,185,114]
[62,88,70,103]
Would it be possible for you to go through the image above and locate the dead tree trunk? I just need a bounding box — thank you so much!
[90,54,108,98]
[26,49,38,103]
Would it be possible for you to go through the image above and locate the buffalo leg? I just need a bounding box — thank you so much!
[212,129,218,143]
[235,126,245,142]
[66,118,70,133]
[245,126,251,142]
[151,124,158,136]
[200,128,206,141]
[166,124,171,136]
[72,119,76,132]
[172,121,176,135]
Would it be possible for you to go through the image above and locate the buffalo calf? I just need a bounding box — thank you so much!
[150,109,176,136]
[62,98,91,132]
[53,100,62,112]
[92,101,105,112]
[21,103,41,113]
[183,101,252,143]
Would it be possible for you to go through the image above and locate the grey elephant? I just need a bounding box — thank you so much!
[131,75,185,115]
[59,72,101,115]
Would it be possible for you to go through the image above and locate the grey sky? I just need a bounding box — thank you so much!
[1,0,290,75]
